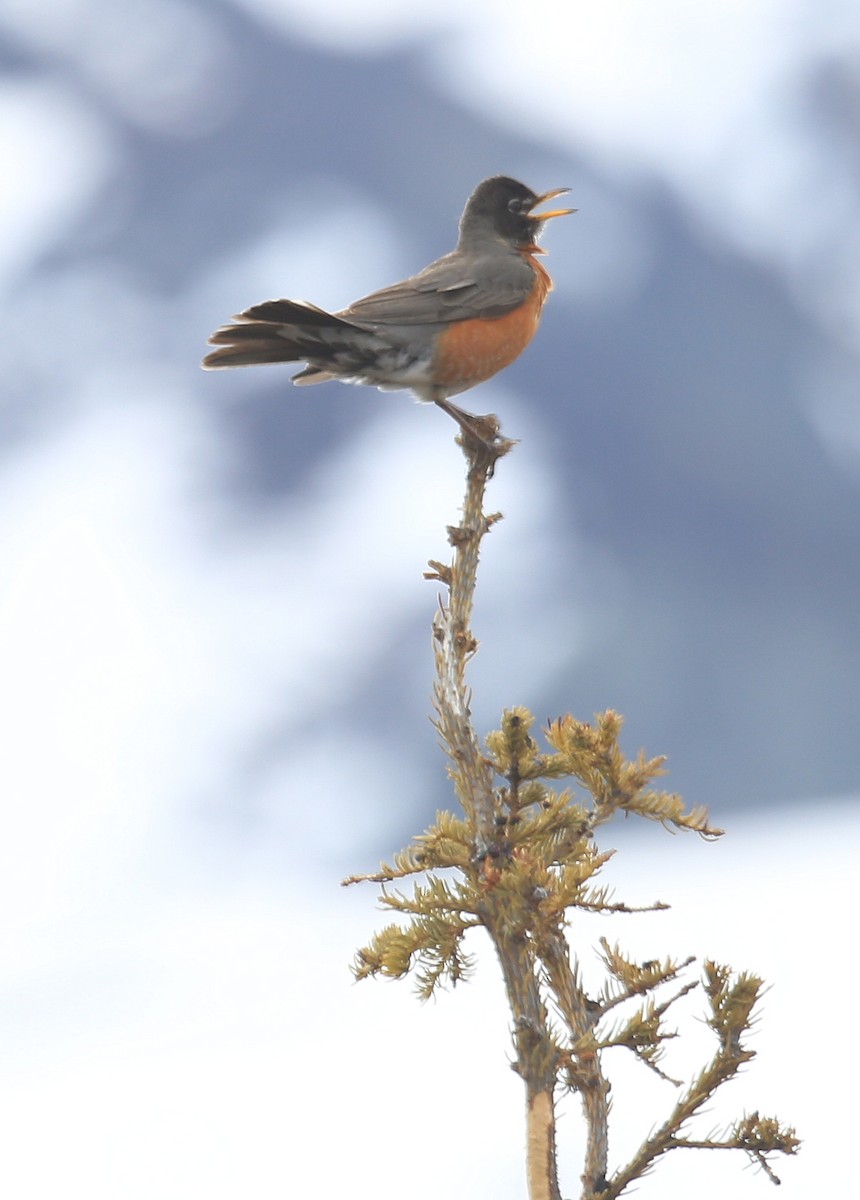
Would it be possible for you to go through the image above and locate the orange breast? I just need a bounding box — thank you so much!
[431,254,552,391]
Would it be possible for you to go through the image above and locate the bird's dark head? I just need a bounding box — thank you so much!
[459,176,574,248]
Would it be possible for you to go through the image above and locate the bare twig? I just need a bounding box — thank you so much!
[430,417,513,852]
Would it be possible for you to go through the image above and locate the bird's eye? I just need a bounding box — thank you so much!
[507,197,529,214]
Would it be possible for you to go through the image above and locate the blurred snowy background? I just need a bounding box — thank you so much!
[1,0,858,1195]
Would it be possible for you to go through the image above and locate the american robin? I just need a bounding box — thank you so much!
[202,176,573,431]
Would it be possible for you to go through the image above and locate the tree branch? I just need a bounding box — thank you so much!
[349,410,798,1200]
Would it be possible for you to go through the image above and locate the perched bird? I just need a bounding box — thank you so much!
[202,176,572,430]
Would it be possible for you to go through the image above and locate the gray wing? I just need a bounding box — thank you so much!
[339,249,536,327]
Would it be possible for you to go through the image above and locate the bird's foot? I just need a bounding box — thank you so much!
[433,398,516,474]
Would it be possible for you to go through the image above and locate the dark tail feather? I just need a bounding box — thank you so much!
[239,299,355,329]
[202,336,300,369]
[201,298,358,370]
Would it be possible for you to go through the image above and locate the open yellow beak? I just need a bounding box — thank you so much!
[529,187,576,221]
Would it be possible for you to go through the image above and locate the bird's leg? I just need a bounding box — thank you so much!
[431,394,515,470]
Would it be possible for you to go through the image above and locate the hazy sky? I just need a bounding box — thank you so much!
[1,1,857,1195]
